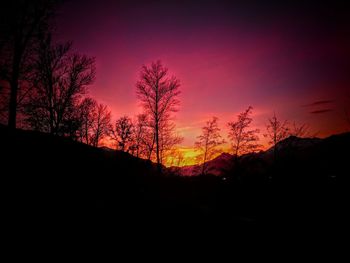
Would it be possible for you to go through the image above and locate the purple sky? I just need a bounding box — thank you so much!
[55,0,350,150]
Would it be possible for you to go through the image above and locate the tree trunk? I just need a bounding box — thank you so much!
[147,133,155,160]
[155,80,161,173]
[8,47,21,130]
[235,146,239,164]
[8,76,19,129]
[201,162,206,176]
[155,121,161,173]
[48,80,55,134]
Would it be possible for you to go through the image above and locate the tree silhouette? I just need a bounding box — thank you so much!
[90,103,111,147]
[264,112,289,162]
[0,0,57,129]
[158,120,183,165]
[133,113,151,158]
[136,61,180,172]
[60,104,82,140]
[227,106,260,158]
[195,117,225,175]
[25,34,95,135]
[143,129,156,161]
[112,115,134,152]
[168,148,185,167]
[289,122,310,137]
[78,97,97,145]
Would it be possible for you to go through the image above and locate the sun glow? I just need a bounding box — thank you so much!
[163,147,199,167]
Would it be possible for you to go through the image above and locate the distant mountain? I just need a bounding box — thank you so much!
[247,136,321,166]
[172,134,348,176]
[169,152,235,176]
[263,136,321,158]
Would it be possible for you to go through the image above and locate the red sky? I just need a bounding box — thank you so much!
[56,0,350,162]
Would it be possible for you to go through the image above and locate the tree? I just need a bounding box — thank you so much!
[0,0,57,129]
[60,104,82,140]
[73,98,111,147]
[78,97,97,145]
[90,103,111,147]
[142,128,156,161]
[227,106,260,158]
[289,122,310,137]
[158,120,183,165]
[133,113,150,158]
[168,149,185,168]
[25,34,95,135]
[112,115,134,152]
[264,112,289,162]
[136,60,180,172]
[195,117,225,175]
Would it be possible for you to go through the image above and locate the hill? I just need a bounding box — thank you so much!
[169,152,235,176]
[1,124,349,237]
[173,134,349,178]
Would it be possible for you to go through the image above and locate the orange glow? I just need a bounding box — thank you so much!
[100,134,272,167]
[163,147,199,167]
[163,145,234,167]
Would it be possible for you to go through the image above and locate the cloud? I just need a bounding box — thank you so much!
[303,100,334,107]
[309,109,333,114]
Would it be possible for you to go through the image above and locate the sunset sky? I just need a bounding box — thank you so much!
[55,0,350,164]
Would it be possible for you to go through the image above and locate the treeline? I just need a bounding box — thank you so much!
[195,107,311,175]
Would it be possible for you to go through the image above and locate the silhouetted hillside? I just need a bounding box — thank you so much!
[170,152,235,176]
[1,125,349,237]
[173,134,349,180]
[232,133,350,185]
[0,125,227,235]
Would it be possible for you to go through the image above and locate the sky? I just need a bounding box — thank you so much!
[55,0,350,163]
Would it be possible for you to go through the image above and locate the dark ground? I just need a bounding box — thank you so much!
[1,125,349,242]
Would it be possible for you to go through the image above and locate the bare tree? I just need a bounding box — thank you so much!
[112,115,134,152]
[91,103,111,147]
[195,117,225,175]
[136,60,180,171]
[227,106,260,159]
[133,113,150,157]
[158,120,183,165]
[0,0,57,129]
[175,151,185,167]
[60,106,82,140]
[78,97,97,145]
[264,112,289,162]
[130,116,183,163]
[143,129,156,161]
[289,122,310,137]
[25,34,95,135]
[168,148,185,168]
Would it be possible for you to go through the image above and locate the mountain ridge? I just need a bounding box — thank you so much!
[170,133,349,176]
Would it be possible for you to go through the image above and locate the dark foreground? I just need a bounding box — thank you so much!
[1,125,349,241]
